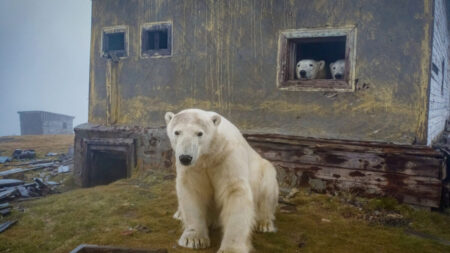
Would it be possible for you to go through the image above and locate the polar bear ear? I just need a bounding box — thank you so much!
[165,112,175,125]
[318,60,325,70]
[211,114,221,126]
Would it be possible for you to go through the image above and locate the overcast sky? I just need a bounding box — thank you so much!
[0,0,91,136]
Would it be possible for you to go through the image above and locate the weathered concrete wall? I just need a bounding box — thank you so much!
[19,112,43,135]
[42,119,73,135]
[18,111,74,135]
[89,0,433,144]
[427,0,450,145]
[73,123,173,186]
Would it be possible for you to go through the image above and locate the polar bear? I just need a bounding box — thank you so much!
[165,109,279,253]
[296,59,326,79]
[330,59,345,80]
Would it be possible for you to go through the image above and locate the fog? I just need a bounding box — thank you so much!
[0,0,91,136]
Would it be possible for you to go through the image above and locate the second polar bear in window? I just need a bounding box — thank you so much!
[330,59,346,80]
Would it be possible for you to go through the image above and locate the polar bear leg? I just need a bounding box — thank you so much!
[177,180,211,249]
[255,160,278,233]
[218,181,254,253]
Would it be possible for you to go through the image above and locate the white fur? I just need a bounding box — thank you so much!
[296,59,326,79]
[330,59,345,80]
[165,109,279,253]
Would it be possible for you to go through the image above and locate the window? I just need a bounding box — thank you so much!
[277,27,357,91]
[141,22,172,58]
[101,26,128,59]
[62,122,67,129]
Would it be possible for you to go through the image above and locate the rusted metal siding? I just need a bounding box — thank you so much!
[89,0,433,144]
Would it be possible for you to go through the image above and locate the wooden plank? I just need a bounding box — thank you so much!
[250,141,442,178]
[245,133,443,157]
[275,162,441,208]
[245,133,443,208]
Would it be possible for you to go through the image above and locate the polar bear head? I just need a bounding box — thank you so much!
[296,59,325,80]
[165,109,221,167]
[330,59,345,80]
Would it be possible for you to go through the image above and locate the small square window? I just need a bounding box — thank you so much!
[101,26,128,59]
[277,27,357,91]
[141,22,172,58]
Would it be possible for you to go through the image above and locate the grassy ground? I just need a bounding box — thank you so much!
[1,136,450,253]
[0,135,74,159]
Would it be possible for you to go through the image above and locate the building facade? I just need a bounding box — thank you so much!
[75,0,450,208]
[18,111,74,135]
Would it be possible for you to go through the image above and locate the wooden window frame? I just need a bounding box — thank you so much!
[140,21,173,58]
[276,26,357,92]
[101,26,129,59]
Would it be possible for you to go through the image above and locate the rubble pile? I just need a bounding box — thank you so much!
[0,147,74,233]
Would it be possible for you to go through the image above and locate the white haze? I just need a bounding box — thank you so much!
[0,0,91,136]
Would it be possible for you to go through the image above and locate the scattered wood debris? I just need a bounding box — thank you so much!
[0,220,17,233]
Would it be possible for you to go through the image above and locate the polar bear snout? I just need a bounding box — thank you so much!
[179,154,193,166]
[334,73,343,79]
[299,70,306,78]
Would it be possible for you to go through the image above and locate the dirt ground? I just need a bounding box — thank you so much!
[1,135,450,253]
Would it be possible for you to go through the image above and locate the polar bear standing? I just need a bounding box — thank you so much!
[165,109,279,253]
[330,59,346,80]
[296,59,326,79]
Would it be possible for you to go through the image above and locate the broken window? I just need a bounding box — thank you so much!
[102,26,128,58]
[277,27,357,91]
[141,22,172,57]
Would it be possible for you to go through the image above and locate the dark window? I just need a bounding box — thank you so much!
[102,27,128,59]
[295,36,346,79]
[141,22,172,57]
[277,27,357,91]
[105,33,125,51]
[62,122,67,129]
[89,150,127,186]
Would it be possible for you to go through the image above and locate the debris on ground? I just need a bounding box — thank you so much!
[0,156,11,164]
[46,152,59,157]
[70,244,168,253]
[12,149,36,160]
[57,165,70,173]
[0,220,17,233]
[0,177,57,203]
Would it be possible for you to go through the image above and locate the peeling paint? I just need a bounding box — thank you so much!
[88,0,434,145]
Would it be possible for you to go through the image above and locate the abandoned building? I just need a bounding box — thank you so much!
[18,111,74,135]
[74,0,450,208]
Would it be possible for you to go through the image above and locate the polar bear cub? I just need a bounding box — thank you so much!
[165,109,279,253]
[296,59,326,79]
[330,59,345,80]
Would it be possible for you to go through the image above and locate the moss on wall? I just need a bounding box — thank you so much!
[89,0,433,144]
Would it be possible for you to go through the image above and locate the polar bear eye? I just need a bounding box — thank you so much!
[197,132,203,137]
[333,67,336,70]
[309,64,313,67]
[174,131,180,136]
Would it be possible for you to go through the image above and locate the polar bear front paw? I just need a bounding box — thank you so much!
[178,229,210,249]
[256,219,276,233]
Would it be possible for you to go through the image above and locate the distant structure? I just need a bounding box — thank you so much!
[18,111,74,135]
